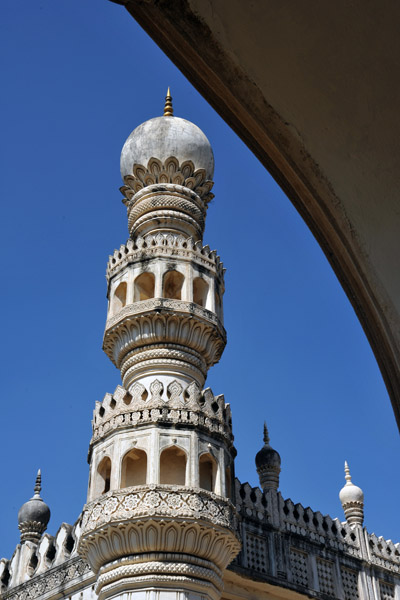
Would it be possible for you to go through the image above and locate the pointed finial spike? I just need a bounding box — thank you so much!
[344,461,352,484]
[263,421,270,445]
[164,87,173,117]
[34,469,42,497]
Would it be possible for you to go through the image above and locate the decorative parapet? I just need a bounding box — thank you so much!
[106,233,225,283]
[91,383,233,446]
[0,521,95,599]
[80,485,238,542]
[232,478,400,598]
[103,299,226,373]
[367,532,400,574]
[105,297,224,333]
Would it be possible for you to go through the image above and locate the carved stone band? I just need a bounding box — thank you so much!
[78,485,241,574]
[103,300,226,370]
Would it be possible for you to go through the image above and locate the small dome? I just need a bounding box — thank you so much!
[339,461,364,505]
[120,91,214,181]
[255,444,281,469]
[255,423,281,470]
[18,497,50,527]
[255,423,281,492]
[18,470,50,543]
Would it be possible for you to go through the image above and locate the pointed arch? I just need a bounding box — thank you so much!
[163,270,184,300]
[112,281,127,314]
[96,456,111,496]
[193,277,209,307]
[121,448,147,488]
[160,446,187,485]
[134,272,155,301]
[199,452,217,492]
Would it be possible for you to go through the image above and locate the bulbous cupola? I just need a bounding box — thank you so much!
[339,461,364,525]
[119,89,215,241]
[255,422,281,491]
[18,470,50,544]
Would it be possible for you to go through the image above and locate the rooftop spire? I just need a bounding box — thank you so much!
[33,469,42,497]
[263,422,270,445]
[344,460,352,484]
[164,87,173,117]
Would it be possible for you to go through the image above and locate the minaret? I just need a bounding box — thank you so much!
[78,92,240,600]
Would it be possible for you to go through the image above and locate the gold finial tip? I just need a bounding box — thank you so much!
[164,87,173,117]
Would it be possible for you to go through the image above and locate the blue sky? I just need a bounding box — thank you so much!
[1,0,398,560]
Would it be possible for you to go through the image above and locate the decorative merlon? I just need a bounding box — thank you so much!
[91,383,233,446]
[106,232,225,282]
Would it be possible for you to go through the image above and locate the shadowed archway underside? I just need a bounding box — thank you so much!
[111,0,400,430]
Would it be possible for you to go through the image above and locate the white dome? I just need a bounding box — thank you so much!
[339,482,364,504]
[339,461,364,505]
[120,116,214,181]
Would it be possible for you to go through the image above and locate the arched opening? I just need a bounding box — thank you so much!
[96,456,111,496]
[199,453,217,492]
[112,281,127,314]
[215,289,222,319]
[160,446,187,485]
[163,270,184,300]
[225,466,232,499]
[121,448,147,488]
[134,272,155,301]
[193,277,209,307]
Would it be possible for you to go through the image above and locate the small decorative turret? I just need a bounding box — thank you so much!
[339,461,364,526]
[17,470,50,544]
[255,422,281,491]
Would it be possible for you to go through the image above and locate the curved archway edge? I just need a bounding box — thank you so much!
[114,0,400,430]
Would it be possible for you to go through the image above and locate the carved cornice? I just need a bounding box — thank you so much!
[103,299,226,372]
[106,232,225,284]
[91,383,233,446]
[78,485,241,577]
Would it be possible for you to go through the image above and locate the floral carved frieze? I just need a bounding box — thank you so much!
[81,485,237,533]
[78,485,241,574]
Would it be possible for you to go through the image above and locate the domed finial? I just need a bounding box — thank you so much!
[263,422,270,445]
[33,469,42,497]
[18,470,51,544]
[255,421,281,491]
[164,87,173,117]
[339,461,364,526]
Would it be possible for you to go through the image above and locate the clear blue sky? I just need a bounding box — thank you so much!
[1,0,398,561]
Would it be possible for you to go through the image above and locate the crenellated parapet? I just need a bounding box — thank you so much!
[91,383,233,446]
[231,477,400,598]
[0,520,95,599]
[106,233,225,283]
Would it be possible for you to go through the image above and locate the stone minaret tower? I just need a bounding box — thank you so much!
[78,92,240,600]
